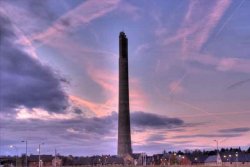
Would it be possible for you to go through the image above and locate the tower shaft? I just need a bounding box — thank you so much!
[118,32,132,156]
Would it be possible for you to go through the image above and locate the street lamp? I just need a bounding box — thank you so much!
[168,153,171,166]
[21,140,28,167]
[173,153,177,165]
[214,140,219,154]
[10,145,18,167]
[194,157,198,164]
[104,156,108,165]
[235,152,238,167]
[214,140,223,165]
[38,143,45,167]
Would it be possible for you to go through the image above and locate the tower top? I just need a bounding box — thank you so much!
[119,31,127,38]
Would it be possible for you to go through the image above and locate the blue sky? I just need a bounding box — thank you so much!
[0,0,250,156]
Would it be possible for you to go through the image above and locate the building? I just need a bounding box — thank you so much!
[118,32,132,157]
[70,155,124,166]
[132,153,147,166]
[204,154,222,166]
[221,152,250,166]
[28,155,62,167]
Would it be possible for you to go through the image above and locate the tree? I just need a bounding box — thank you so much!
[247,147,250,153]
[221,148,226,153]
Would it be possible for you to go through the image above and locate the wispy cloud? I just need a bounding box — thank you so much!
[28,0,120,44]
[0,15,69,113]
[172,133,241,139]
[214,0,246,37]
[191,55,250,74]
[16,106,75,120]
[194,0,231,51]
[116,1,141,21]
[227,78,250,89]
[164,0,231,58]
[168,73,187,96]
[135,43,150,55]
[219,127,250,133]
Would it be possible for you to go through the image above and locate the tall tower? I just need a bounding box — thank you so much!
[118,32,132,156]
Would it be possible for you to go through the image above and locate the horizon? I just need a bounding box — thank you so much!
[1,146,249,157]
[0,0,250,156]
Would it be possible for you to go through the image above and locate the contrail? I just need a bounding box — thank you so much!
[174,110,250,118]
[215,0,246,37]
[156,86,237,127]
[227,78,250,89]
[168,73,188,99]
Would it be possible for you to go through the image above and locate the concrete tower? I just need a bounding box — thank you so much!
[118,32,132,156]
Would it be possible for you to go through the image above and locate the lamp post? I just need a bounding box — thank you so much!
[195,157,198,164]
[173,153,176,165]
[105,156,108,166]
[214,140,219,154]
[38,143,44,167]
[21,140,28,167]
[168,153,171,166]
[10,145,18,167]
[54,148,57,167]
[214,140,221,164]
[235,152,238,167]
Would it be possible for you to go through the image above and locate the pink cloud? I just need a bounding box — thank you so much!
[135,43,150,55]
[168,81,184,95]
[27,0,120,44]
[15,106,75,120]
[151,11,168,37]
[69,95,104,116]
[0,3,39,59]
[68,63,149,117]
[116,1,141,21]
[164,0,231,58]
[86,66,149,113]
[193,0,231,50]
[129,78,149,111]
[216,58,250,73]
[191,55,250,74]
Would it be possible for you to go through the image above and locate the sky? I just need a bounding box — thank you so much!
[0,0,250,156]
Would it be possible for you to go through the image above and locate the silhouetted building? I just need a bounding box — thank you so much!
[118,32,132,156]
[28,155,62,167]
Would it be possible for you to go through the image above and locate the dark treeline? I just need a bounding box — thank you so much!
[1,147,250,158]
[165,147,250,156]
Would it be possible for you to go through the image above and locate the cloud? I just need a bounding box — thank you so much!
[9,109,186,132]
[131,111,184,129]
[227,78,250,89]
[28,0,120,44]
[172,133,241,139]
[135,43,150,55]
[0,109,192,155]
[1,112,118,144]
[0,15,68,112]
[194,0,231,51]
[219,127,250,133]
[0,0,56,35]
[116,1,141,21]
[216,58,250,73]
[69,67,149,116]
[15,107,74,120]
[1,110,185,142]
[146,134,166,142]
[168,80,184,95]
[0,111,118,155]
[163,0,231,57]
[190,55,250,74]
